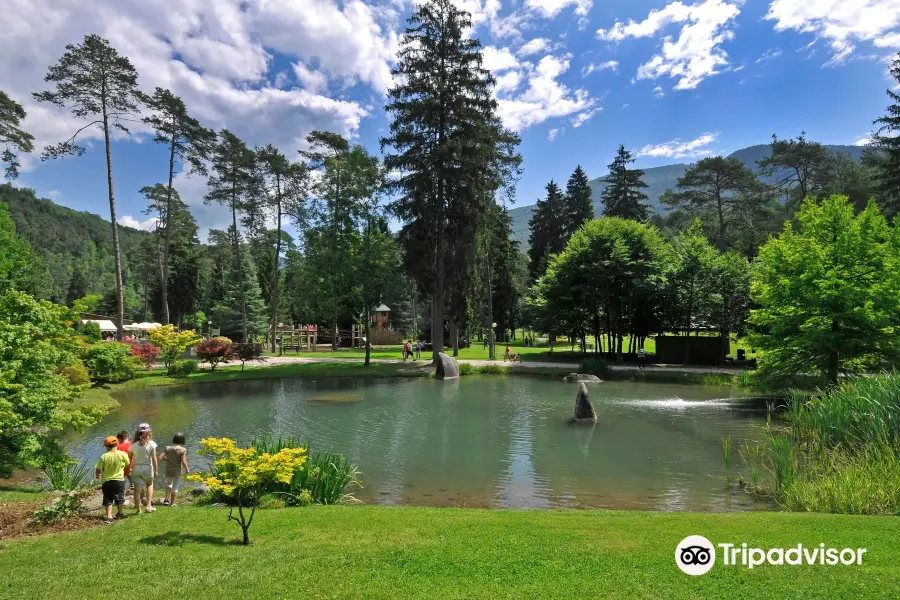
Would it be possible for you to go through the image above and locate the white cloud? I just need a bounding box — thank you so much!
[855,137,873,146]
[582,60,620,77]
[518,38,552,56]
[483,46,522,72]
[118,215,159,231]
[495,71,523,93]
[571,108,601,127]
[597,0,741,90]
[638,132,718,158]
[756,48,783,63]
[765,0,900,64]
[525,0,592,20]
[292,62,329,94]
[495,55,597,131]
[653,85,666,98]
[548,128,560,141]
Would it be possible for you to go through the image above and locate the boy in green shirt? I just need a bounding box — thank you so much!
[95,436,130,522]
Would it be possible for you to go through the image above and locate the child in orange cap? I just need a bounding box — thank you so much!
[95,436,130,522]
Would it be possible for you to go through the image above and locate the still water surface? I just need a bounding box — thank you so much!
[70,377,772,511]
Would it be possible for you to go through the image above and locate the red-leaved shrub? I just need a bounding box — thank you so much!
[196,337,233,371]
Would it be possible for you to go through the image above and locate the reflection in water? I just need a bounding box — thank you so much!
[67,377,774,511]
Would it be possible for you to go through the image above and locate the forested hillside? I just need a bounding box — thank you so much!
[510,144,865,244]
[1,184,150,305]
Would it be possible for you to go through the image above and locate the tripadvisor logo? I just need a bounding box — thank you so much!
[675,536,868,576]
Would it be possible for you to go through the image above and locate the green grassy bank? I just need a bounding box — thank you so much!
[1,505,897,599]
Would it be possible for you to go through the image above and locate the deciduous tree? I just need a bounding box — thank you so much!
[749,195,900,387]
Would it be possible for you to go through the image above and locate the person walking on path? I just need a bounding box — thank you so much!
[638,348,646,369]
[402,341,409,362]
[160,433,190,507]
[415,341,422,360]
[95,436,130,522]
[130,423,158,513]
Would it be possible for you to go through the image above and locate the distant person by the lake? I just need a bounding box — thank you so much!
[130,423,158,513]
[95,436,130,522]
[504,344,511,360]
[416,341,422,360]
[638,348,646,369]
[402,340,409,361]
[160,432,190,507]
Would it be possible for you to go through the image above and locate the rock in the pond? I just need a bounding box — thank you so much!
[564,373,602,383]
[435,352,460,380]
[571,383,598,424]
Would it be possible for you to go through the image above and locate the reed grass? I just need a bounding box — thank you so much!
[721,436,732,483]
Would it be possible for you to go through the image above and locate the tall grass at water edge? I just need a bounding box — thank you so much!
[733,373,900,515]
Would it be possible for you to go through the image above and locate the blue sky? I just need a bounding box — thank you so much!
[2,0,897,236]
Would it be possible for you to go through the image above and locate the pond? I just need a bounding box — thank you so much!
[69,376,773,511]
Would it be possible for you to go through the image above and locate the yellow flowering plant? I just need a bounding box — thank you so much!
[188,437,307,545]
[147,325,201,375]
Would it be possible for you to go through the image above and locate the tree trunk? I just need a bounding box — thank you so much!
[230,175,247,344]
[102,102,125,341]
[828,317,840,385]
[270,174,283,353]
[450,321,459,357]
[365,321,372,367]
[432,229,445,361]
[716,193,726,252]
[161,125,176,325]
[332,318,338,352]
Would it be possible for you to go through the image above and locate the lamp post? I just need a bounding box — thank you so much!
[489,322,497,361]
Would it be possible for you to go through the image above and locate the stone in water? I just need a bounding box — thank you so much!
[436,352,460,380]
[572,383,598,423]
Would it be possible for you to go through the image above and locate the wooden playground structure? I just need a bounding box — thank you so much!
[274,324,402,352]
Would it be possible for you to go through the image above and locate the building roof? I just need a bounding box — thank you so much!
[373,304,391,312]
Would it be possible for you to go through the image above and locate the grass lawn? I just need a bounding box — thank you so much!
[1,505,897,599]
[116,361,426,391]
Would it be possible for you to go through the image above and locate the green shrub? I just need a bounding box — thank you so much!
[56,362,90,387]
[170,359,199,378]
[78,322,101,343]
[257,494,287,509]
[579,359,610,379]
[42,459,91,491]
[83,342,139,382]
[32,493,83,524]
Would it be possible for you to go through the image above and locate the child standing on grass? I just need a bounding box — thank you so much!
[160,433,190,506]
[95,436,130,522]
[116,430,132,490]
[130,423,158,513]
[416,341,422,360]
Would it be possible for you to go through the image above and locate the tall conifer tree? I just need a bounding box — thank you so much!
[382,0,511,359]
[34,34,144,340]
[872,52,900,215]
[602,145,650,221]
[564,165,594,237]
[0,90,34,179]
[527,180,567,282]
[142,88,215,325]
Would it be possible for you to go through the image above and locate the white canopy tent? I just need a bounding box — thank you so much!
[81,319,117,332]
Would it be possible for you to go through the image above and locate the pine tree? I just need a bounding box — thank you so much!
[564,165,594,237]
[527,180,567,282]
[0,90,34,179]
[602,145,650,221]
[872,52,900,215]
[757,132,833,214]
[382,0,512,359]
[255,145,308,351]
[661,156,766,251]
[142,88,215,325]
[204,130,255,342]
[34,34,145,340]
[213,248,268,342]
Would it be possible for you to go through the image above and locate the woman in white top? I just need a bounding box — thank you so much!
[130,423,158,513]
